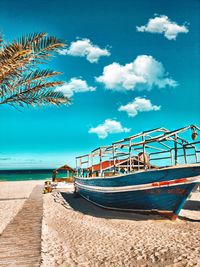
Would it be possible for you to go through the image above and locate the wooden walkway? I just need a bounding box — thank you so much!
[0,186,43,267]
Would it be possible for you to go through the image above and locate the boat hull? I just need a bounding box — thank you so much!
[75,166,200,216]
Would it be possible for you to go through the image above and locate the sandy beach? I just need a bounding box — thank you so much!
[0,180,44,235]
[0,180,200,267]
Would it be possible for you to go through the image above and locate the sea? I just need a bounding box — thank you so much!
[0,169,67,181]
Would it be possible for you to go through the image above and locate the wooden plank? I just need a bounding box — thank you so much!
[0,185,43,267]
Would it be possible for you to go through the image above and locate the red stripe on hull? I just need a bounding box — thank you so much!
[152,178,187,187]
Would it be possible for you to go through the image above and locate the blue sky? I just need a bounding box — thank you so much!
[0,0,199,169]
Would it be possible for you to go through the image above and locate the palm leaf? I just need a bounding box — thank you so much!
[26,91,69,106]
[0,80,68,106]
[13,69,62,90]
[18,32,47,49]
[0,42,32,82]
[0,32,68,108]
[0,33,3,47]
[1,90,69,107]
[0,33,65,81]
[0,69,62,96]
[32,36,65,61]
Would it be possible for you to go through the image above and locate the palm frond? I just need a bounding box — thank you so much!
[29,91,69,106]
[0,80,69,107]
[25,81,64,92]
[0,33,65,78]
[32,36,65,61]
[0,33,3,47]
[1,89,69,107]
[0,42,32,83]
[0,69,62,97]
[13,69,62,90]
[0,32,68,108]
[0,43,30,63]
[17,32,47,49]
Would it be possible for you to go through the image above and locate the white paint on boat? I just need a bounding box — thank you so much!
[75,176,200,193]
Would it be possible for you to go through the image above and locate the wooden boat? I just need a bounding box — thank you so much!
[74,125,200,219]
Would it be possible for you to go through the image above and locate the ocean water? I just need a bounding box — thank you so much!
[0,169,68,181]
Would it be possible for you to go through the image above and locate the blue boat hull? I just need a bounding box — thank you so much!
[75,166,200,217]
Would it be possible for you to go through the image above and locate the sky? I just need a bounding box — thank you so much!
[0,0,200,169]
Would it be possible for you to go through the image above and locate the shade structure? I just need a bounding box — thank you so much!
[56,164,75,172]
[52,164,75,182]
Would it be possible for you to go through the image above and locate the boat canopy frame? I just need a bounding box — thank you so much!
[76,125,200,177]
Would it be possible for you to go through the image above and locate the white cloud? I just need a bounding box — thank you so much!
[58,38,110,63]
[136,15,189,40]
[118,97,161,117]
[96,55,177,91]
[89,119,130,139]
[55,78,96,98]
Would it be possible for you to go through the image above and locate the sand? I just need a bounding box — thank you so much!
[0,180,44,234]
[41,188,200,267]
[0,180,200,267]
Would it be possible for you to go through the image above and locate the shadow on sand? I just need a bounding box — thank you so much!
[61,192,171,221]
[183,200,200,211]
[61,191,200,222]
[178,198,200,222]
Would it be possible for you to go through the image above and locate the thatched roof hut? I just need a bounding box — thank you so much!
[52,164,75,182]
[56,164,75,172]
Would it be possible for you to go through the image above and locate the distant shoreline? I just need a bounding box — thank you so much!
[0,169,55,173]
[0,169,64,181]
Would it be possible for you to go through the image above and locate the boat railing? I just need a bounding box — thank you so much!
[75,125,200,178]
[149,142,200,165]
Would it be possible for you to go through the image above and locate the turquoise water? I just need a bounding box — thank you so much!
[0,169,68,181]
